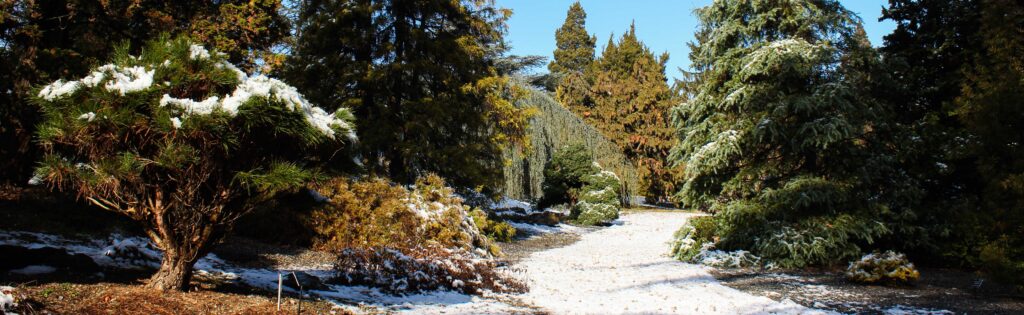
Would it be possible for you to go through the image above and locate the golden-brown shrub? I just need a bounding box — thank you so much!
[306,177,422,251]
[307,174,499,256]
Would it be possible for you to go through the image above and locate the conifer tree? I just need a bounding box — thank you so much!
[550,1,597,112]
[879,0,985,256]
[285,0,532,191]
[0,0,290,185]
[672,0,903,267]
[31,37,355,291]
[588,24,678,201]
[954,0,1024,282]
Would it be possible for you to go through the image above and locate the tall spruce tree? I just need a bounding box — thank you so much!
[672,0,904,267]
[550,1,597,113]
[285,0,532,191]
[588,24,678,201]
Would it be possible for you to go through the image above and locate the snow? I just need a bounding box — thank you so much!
[160,94,221,116]
[8,265,57,275]
[38,79,81,101]
[882,305,955,315]
[0,286,14,312]
[170,117,182,129]
[104,65,155,95]
[26,174,42,186]
[160,74,355,140]
[189,44,211,60]
[78,112,96,122]
[505,221,582,236]
[489,198,533,211]
[215,61,247,81]
[0,213,956,315]
[509,211,830,314]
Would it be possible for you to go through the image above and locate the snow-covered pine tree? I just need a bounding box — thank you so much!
[672,0,902,267]
[32,36,355,291]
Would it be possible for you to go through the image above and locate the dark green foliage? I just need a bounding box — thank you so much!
[31,36,354,290]
[669,216,715,262]
[284,0,532,192]
[878,0,987,263]
[501,87,640,203]
[539,144,597,208]
[879,0,1024,285]
[953,0,1024,282]
[0,0,290,185]
[672,0,904,268]
[550,1,597,111]
[549,1,596,76]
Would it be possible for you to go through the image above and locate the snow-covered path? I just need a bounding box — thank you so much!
[513,211,825,315]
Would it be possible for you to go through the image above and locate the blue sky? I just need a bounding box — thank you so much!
[496,0,895,80]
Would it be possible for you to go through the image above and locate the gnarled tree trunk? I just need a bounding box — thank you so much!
[147,247,198,291]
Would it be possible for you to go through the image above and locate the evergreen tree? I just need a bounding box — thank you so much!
[879,0,986,258]
[0,0,290,185]
[550,1,597,114]
[285,0,533,191]
[588,24,678,201]
[538,144,597,208]
[954,0,1024,282]
[31,37,354,291]
[672,0,903,267]
[549,1,596,76]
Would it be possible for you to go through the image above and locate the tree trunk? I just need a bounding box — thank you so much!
[147,248,196,291]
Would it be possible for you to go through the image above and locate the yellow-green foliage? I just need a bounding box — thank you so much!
[979,237,1024,286]
[306,177,420,251]
[845,251,920,284]
[307,175,501,256]
[471,209,517,243]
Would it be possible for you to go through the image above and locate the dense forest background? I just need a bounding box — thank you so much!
[1,0,1021,288]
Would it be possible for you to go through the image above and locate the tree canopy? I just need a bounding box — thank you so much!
[284,0,533,192]
[671,0,906,267]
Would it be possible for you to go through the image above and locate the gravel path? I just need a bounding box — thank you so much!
[513,211,827,315]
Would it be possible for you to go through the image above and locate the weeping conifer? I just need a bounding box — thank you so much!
[672,0,905,267]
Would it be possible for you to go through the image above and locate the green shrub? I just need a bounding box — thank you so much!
[669,216,715,262]
[979,237,1024,286]
[539,144,597,208]
[846,251,920,284]
[570,164,622,226]
[572,202,618,226]
[750,215,888,268]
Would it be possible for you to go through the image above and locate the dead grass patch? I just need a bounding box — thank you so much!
[9,282,347,315]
